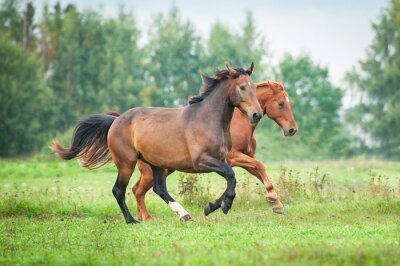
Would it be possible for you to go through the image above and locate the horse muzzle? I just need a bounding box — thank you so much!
[283,127,298,136]
[249,112,262,125]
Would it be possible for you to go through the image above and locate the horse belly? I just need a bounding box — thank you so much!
[135,132,192,170]
[140,147,192,170]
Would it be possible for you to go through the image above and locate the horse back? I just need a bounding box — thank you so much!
[111,107,193,170]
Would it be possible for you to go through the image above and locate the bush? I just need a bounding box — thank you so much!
[177,173,212,206]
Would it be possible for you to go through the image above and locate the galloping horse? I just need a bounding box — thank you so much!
[129,81,297,220]
[52,63,262,224]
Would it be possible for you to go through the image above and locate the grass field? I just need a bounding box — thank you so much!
[0,159,399,265]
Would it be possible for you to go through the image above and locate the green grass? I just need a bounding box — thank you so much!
[0,159,399,265]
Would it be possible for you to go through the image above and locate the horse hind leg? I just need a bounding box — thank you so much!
[132,160,154,221]
[112,156,139,224]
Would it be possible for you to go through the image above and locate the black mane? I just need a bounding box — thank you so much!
[188,67,247,104]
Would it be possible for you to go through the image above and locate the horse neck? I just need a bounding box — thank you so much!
[200,82,235,131]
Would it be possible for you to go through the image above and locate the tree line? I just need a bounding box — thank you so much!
[0,0,398,160]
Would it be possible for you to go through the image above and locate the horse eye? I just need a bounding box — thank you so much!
[240,86,246,91]
[278,101,284,108]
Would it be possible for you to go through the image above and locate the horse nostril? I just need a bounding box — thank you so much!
[252,112,261,122]
[289,128,297,135]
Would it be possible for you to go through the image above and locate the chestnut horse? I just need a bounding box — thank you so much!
[52,63,262,224]
[130,81,297,220]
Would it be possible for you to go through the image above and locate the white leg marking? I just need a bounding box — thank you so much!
[168,201,189,218]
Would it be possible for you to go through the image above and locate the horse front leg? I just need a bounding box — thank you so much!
[150,165,192,222]
[228,151,284,214]
[194,156,237,216]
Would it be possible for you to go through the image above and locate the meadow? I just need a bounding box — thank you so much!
[0,159,399,265]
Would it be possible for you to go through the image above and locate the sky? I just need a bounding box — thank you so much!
[34,0,388,85]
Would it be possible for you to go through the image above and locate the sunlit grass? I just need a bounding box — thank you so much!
[0,159,399,265]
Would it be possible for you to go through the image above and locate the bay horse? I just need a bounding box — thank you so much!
[130,81,297,220]
[52,63,263,224]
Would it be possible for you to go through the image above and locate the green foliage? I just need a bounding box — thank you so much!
[177,173,212,206]
[0,2,347,159]
[0,33,56,157]
[205,12,268,80]
[43,6,144,128]
[144,8,205,107]
[256,54,352,160]
[345,0,400,159]
[277,55,343,145]
[0,0,36,50]
[100,13,144,111]
[0,0,22,43]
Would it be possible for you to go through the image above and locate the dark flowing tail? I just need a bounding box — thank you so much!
[52,112,120,169]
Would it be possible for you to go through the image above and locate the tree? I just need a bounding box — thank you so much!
[99,12,144,111]
[206,12,268,81]
[345,0,400,159]
[37,2,62,73]
[144,8,205,107]
[42,5,144,129]
[270,54,350,158]
[0,33,55,157]
[0,0,36,50]
[22,1,35,50]
[46,4,82,129]
[0,0,22,43]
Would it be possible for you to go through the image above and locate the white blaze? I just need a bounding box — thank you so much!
[168,201,189,218]
[284,92,290,103]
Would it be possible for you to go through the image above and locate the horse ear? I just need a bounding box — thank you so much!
[226,64,236,76]
[246,62,254,75]
[198,70,205,78]
[199,70,216,87]
[199,70,210,81]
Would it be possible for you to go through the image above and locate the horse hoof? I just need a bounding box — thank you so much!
[142,216,154,221]
[180,214,192,222]
[221,201,230,215]
[272,207,285,214]
[204,202,212,216]
[267,197,278,205]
